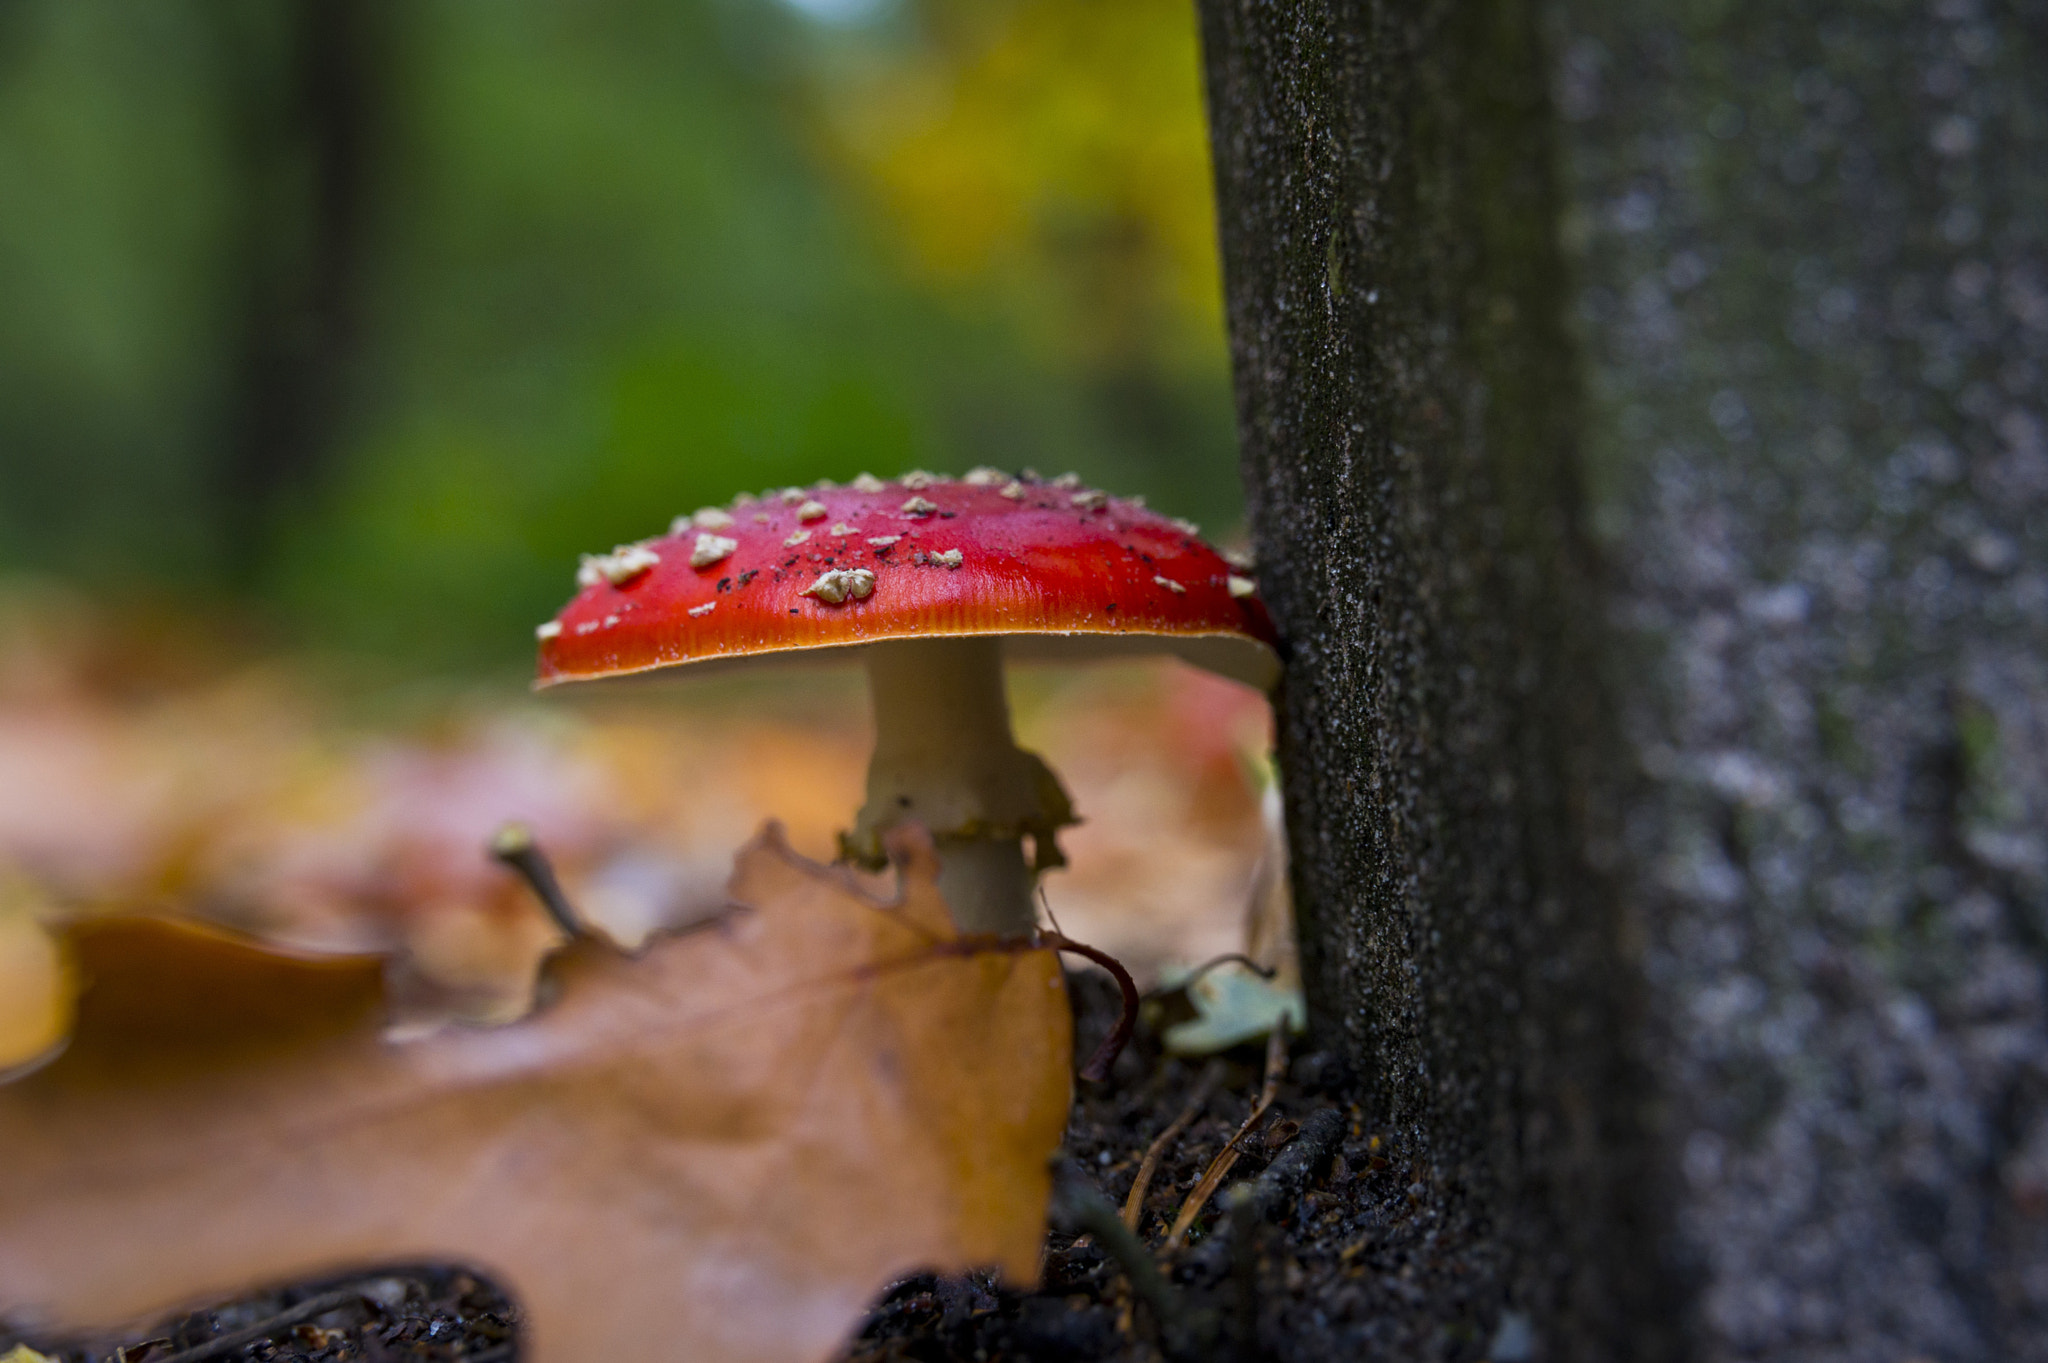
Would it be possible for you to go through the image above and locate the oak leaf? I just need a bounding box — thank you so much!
[0,824,1072,1363]
[0,884,70,1073]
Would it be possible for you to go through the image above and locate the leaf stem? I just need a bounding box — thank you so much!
[488,822,581,937]
[1151,952,1277,998]
[1036,931,1140,1082]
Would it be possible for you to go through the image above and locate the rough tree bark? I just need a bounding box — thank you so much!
[1199,0,2048,1359]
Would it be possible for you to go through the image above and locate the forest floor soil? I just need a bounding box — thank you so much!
[5,975,1507,1363]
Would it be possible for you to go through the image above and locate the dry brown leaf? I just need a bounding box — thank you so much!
[0,894,70,1074]
[0,824,1072,1363]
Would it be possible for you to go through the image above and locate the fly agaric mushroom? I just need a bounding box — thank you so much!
[537,472,1279,936]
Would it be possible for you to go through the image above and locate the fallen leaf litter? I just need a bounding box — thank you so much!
[0,827,1072,1363]
[3,976,1515,1363]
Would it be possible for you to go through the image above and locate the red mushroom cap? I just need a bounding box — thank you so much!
[536,472,1281,690]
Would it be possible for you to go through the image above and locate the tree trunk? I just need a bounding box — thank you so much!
[214,0,387,576]
[1200,0,2048,1359]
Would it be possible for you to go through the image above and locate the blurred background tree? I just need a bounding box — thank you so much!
[0,0,1239,670]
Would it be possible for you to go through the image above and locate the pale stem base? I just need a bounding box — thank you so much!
[860,637,1053,937]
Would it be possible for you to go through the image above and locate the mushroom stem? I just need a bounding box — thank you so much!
[928,836,1036,940]
[856,637,1071,937]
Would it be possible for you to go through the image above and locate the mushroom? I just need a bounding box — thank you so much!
[535,472,1280,936]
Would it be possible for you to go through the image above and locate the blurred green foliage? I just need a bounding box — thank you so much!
[0,0,1240,670]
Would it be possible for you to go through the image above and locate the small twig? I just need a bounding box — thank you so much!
[1163,1023,1289,1249]
[1184,1106,1349,1280]
[1051,1162,1225,1361]
[1050,1162,1184,1328]
[134,1289,361,1363]
[1121,1061,1224,1231]
[1037,931,1140,1082]
[489,821,581,936]
[1226,1182,1262,1352]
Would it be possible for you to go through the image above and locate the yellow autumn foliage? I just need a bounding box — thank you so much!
[815,0,1225,371]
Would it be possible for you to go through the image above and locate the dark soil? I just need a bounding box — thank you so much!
[3,974,1520,1363]
[836,972,1516,1363]
[1,1267,517,1363]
